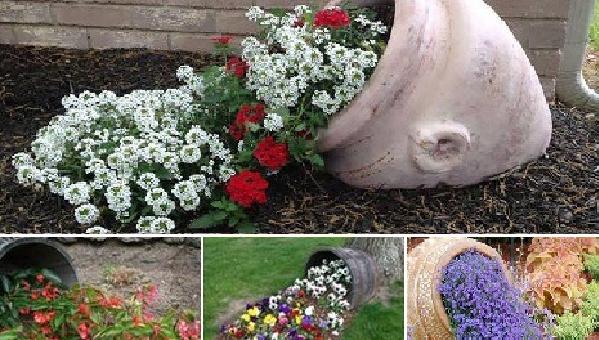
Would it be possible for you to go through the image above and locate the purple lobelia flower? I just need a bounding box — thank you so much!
[439,250,543,339]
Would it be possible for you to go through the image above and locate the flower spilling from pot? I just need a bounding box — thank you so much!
[0,268,199,339]
[439,250,544,339]
[11,4,388,233]
[220,259,352,339]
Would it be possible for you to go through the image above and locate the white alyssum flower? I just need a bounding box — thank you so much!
[75,204,100,225]
[85,226,111,234]
[241,6,385,115]
[13,74,235,230]
[63,182,91,205]
[263,112,284,131]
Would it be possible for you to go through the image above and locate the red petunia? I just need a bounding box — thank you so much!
[228,103,267,141]
[210,35,233,45]
[226,56,249,79]
[313,8,351,29]
[225,170,269,208]
[253,136,289,171]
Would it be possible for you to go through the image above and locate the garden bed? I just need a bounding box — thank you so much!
[63,239,201,315]
[1,45,597,234]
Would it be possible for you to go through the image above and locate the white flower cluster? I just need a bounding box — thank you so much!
[242,5,386,115]
[290,259,351,312]
[13,66,234,233]
[257,259,351,336]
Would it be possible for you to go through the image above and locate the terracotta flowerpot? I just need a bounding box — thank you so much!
[407,237,504,339]
[320,0,552,189]
[587,332,599,340]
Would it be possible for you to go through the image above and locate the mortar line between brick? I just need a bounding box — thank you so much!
[0,22,251,36]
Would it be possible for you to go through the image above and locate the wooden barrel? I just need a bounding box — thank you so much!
[305,247,380,308]
[0,238,78,287]
[407,238,505,340]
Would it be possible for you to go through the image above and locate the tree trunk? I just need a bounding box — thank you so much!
[346,237,404,283]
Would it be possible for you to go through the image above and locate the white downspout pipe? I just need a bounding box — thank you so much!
[557,0,599,109]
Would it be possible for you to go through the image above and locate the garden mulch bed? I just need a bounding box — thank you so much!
[62,239,201,315]
[1,45,597,234]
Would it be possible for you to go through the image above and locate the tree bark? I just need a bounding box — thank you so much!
[346,237,404,283]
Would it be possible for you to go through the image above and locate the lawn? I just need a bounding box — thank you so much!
[202,237,404,339]
[589,0,599,50]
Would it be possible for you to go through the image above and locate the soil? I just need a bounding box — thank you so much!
[1,45,597,234]
[61,239,201,315]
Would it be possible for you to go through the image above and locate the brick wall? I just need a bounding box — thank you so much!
[0,0,570,99]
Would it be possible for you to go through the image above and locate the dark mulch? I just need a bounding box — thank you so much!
[1,44,597,234]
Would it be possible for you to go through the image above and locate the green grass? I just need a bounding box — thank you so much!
[203,237,347,338]
[343,282,404,340]
[202,237,404,339]
[589,1,599,50]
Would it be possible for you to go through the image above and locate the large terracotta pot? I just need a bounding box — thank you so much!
[407,237,505,339]
[319,0,552,188]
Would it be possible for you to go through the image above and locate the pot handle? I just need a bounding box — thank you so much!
[410,122,471,174]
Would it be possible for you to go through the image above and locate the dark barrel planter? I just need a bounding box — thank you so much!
[305,247,380,308]
[0,238,78,287]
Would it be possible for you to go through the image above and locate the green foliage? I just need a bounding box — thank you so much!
[581,281,599,327]
[554,312,595,340]
[189,198,255,232]
[585,254,599,281]
[589,1,599,51]
[0,268,198,338]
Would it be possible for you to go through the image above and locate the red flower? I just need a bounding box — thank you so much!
[228,103,267,141]
[253,136,289,171]
[36,273,45,283]
[78,303,90,317]
[226,56,249,79]
[19,307,31,315]
[22,280,31,291]
[225,170,269,208]
[99,295,123,309]
[42,283,60,300]
[33,311,55,324]
[313,8,350,29]
[211,35,233,45]
[132,315,144,327]
[177,320,200,340]
[78,322,91,340]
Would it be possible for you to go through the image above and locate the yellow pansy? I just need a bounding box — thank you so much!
[248,322,256,332]
[248,306,261,317]
[264,314,277,327]
[241,313,251,322]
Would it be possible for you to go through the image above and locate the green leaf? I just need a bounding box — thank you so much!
[306,153,325,168]
[40,269,64,287]
[189,211,228,229]
[237,223,257,234]
[0,275,11,294]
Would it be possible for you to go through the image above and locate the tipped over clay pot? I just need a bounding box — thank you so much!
[319,0,552,188]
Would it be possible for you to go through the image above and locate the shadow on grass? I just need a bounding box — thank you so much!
[343,281,404,340]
